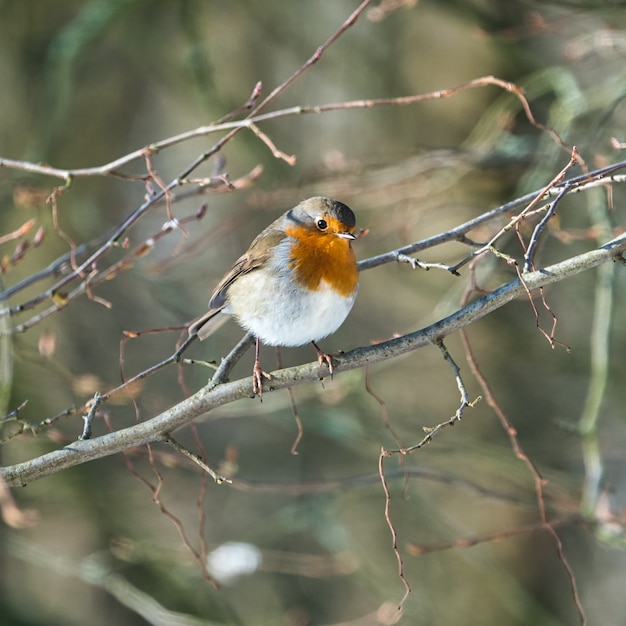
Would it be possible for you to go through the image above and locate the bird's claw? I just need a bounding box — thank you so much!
[316,351,334,380]
[311,341,338,380]
[252,360,271,399]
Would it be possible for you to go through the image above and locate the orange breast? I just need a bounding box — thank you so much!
[286,229,358,297]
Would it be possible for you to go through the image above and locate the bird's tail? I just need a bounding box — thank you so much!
[188,308,230,340]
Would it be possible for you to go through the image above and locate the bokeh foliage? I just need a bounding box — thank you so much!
[1,1,626,625]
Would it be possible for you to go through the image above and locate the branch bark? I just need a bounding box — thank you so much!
[3,234,624,487]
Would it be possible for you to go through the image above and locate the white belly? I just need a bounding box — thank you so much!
[225,249,357,347]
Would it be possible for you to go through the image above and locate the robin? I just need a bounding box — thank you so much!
[189,197,359,396]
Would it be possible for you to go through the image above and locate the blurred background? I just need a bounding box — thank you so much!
[1,1,626,624]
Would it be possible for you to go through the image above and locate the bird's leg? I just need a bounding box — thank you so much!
[312,341,334,379]
[252,337,271,398]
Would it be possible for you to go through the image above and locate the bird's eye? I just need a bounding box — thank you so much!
[316,219,328,231]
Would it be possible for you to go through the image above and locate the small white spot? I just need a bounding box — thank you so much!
[161,218,180,232]
[206,542,262,584]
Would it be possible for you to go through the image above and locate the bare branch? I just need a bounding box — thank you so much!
[2,234,624,487]
[0,75,574,183]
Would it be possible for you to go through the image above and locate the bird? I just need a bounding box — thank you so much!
[188,196,359,397]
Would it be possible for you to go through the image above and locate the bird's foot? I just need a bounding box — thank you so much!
[252,359,272,399]
[312,341,336,379]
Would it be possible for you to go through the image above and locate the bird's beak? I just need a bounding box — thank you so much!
[337,231,356,240]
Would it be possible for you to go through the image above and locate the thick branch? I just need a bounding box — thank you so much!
[2,234,624,487]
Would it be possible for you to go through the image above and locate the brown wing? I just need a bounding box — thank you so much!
[189,226,286,339]
[208,227,285,309]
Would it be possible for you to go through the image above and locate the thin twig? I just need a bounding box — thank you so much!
[79,392,102,440]
[407,515,586,556]
[382,339,476,456]
[0,75,571,183]
[524,183,572,272]
[359,160,626,273]
[449,147,580,274]
[273,347,304,455]
[160,435,230,484]
[379,449,411,614]
[434,339,473,420]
